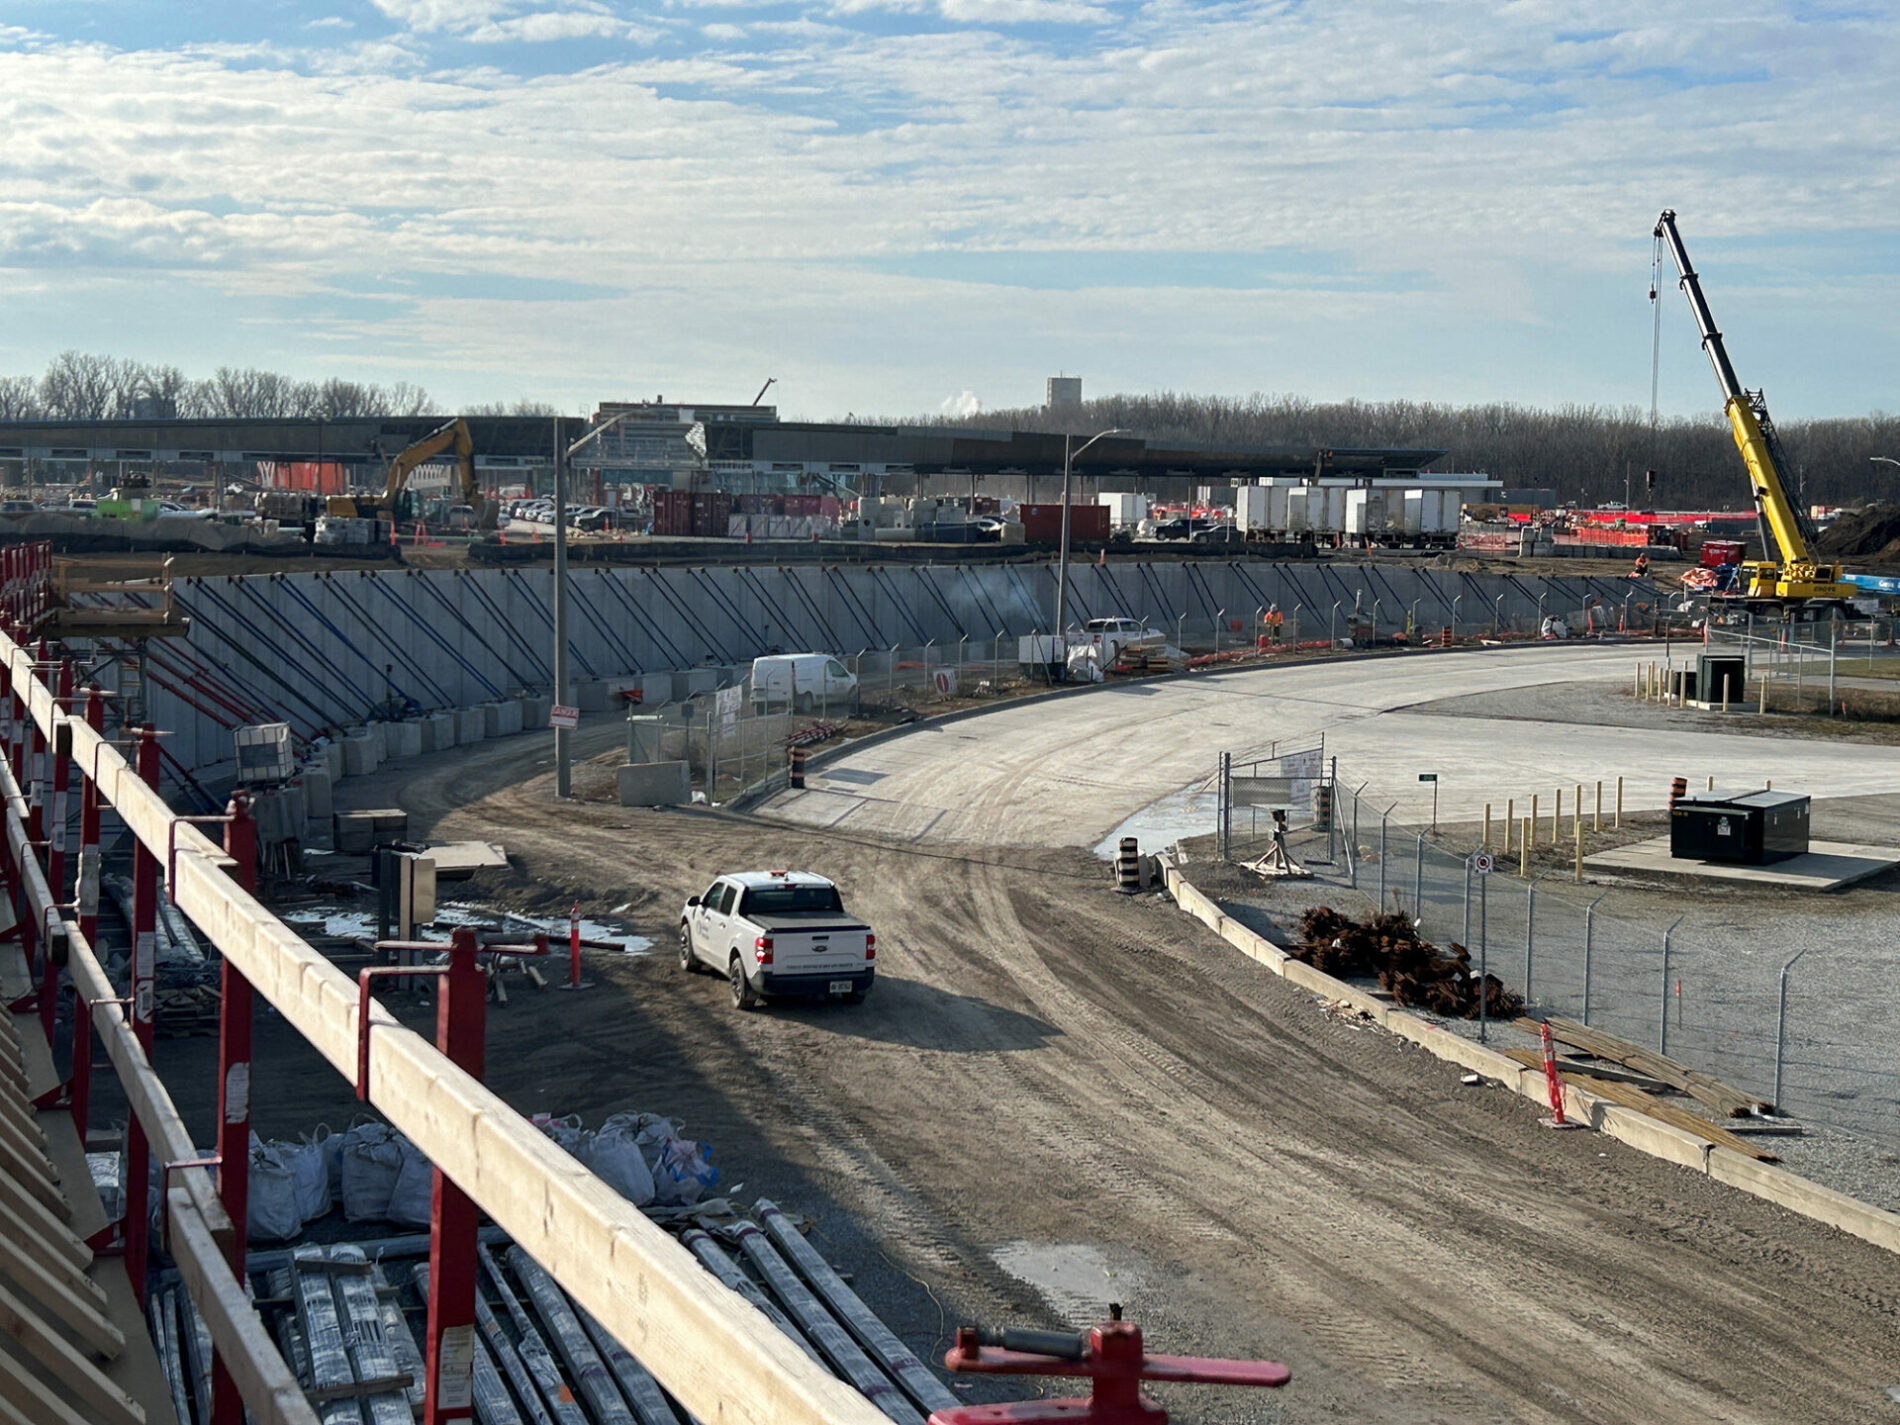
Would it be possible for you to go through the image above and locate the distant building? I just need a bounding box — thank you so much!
[1046,376,1082,410]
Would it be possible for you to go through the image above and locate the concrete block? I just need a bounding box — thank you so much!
[575,679,611,714]
[359,722,388,760]
[684,668,720,697]
[520,695,552,729]
[422,712,456,752]
[340,732,378,778]
[387,721,423,759]
[1706,1148,1900,1253]
[617,760,692,807]
[299,764,334,819]
[316,739,345,780]
[482,700,523,737]
[333,809,411,854]
[456,708,487,744]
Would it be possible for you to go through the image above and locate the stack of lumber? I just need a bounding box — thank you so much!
[1502,1047,1780,1163]
[1525,1017,1772,1117]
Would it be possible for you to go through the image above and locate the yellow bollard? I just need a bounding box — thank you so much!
[1483,803,1492,848]
[1594,779,1602,832]
[1615,775,1623,829]
[1760,674,1769,715]
[1520,818,1531,877]
[1530,794,1539,846]
[1574,818,1583,883]
[1505,798,1514,850]
[1552,787,1561,845]
[1574,782,1582,840]
[1707,774,1715,791]
[1633,664,1641,698]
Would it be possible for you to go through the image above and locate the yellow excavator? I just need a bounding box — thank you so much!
[1653,210,1859,619]
[326,417,496,528]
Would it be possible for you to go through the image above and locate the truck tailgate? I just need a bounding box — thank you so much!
[752,917,871,977]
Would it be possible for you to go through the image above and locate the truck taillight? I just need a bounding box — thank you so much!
[754,935,773,965]
[865,933,876,961]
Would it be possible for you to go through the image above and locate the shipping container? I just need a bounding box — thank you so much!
[1017,503,1110,544]
[652,489,694,537]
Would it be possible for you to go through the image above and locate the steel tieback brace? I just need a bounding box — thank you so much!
[929,1304,1289,1425]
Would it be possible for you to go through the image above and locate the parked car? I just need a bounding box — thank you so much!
[1191,523,1243,545]
[1153,517,1216,540]
[679,870,874,1008]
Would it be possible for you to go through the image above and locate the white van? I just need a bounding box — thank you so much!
[751,654,858,714]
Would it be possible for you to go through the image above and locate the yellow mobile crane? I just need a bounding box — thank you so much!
[327,417,497,528]
[1653,210,1858,619]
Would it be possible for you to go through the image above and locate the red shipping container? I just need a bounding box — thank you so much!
[1017,503,1109,544]
[653,489,693,537]
[1700,539,1746,568]
[693,491,734,538]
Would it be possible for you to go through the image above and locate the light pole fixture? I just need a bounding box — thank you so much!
[549,411,635,797]
[1054,428,1128,673]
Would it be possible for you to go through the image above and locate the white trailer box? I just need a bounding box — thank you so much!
[1234,486,1271,533]
[1401,491,1425,537]
[1315,486,1348,536]
[1098,492,1150,527]
[1285,488,1315,536]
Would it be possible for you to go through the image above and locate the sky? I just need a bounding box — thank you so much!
[1,0,1896,423]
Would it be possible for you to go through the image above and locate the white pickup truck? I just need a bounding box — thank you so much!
[679,870,875,1009]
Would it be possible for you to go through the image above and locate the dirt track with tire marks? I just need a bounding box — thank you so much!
[393,731,1900,1424]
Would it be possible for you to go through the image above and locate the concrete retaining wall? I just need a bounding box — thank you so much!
[1160,855,1900,1258]
[95,559,1645,777]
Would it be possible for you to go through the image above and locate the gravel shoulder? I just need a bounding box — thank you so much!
[212,725,1900,1423]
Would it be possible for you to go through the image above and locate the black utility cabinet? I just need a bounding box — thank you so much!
[1697,653,1745,705]
[1671,789,1810,865]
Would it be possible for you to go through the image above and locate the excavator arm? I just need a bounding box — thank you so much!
[366,417,496,529]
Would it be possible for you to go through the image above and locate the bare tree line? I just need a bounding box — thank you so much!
[0,351,440,422]
[889,392,1900,510]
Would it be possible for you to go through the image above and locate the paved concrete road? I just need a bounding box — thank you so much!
[768,645,1900,847]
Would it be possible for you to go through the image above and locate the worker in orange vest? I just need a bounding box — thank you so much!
[1631,552,1650,580]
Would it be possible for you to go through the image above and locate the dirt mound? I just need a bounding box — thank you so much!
[1815,504,1900,564]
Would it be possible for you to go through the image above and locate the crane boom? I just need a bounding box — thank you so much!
[1653,209,1850,610]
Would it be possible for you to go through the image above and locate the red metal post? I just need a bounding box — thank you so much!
[210,793,257,1425]
[27,639,48,847]
[71,687,104,1144]
[424,926,484,1424]
[49,661,73,903]
[124,724,161,1302]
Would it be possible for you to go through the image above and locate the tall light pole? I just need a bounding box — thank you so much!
[551,411,635,797]
[1054,428,1127,667]
[1873,456,1900,470]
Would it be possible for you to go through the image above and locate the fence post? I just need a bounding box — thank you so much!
[1530,794,1538,846]
[1413,833,1424,929]
[1505,797,1514,851]
[1582,892,1605,1026]
[1478,866,1489,1042]
[1615,775,1623,828]
[1519,817,1530,876]
[1350,786,1360,889]
[1660,915,1683,1056]
[1594,779,1602,832]
[888,643,898,703]
[1525,873,1545,1005]
[1774,948,1807,1112]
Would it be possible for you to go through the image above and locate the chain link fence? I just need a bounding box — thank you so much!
[1217,757,1900,1146]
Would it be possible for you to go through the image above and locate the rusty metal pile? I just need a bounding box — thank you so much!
[1294,907,1523,1020]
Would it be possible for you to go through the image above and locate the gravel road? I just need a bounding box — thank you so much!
[149,721,1899,1424]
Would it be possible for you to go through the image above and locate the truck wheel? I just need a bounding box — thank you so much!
[678,924,696,974]
[729,957,758,1010]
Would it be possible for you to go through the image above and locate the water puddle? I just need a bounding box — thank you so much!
[990,1242,1134,1326]
[1093,784,1218,861]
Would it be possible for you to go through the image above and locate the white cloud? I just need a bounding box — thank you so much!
[938,0,1108,23]
[2,2,1899,416]
[940,389,981,416]
[306,16,355,29]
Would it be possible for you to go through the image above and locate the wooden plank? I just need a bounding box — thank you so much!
[1524,1016,1767,1116]
[0,1277,145,1424]
[0,1099,51,1165]
[1501,1047,1779,1160]
[0,1194,92,1281]
[164,1188,322,1425]
[0,1122,65,1211]
[0,1345,97,1425]
[0,1154,72,1232]
[0,1230,123,1360]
